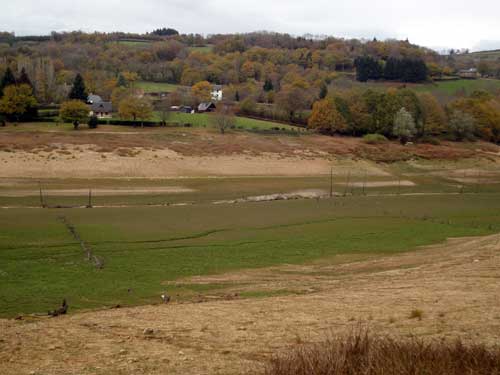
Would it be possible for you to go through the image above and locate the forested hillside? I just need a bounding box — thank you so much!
[0,30,499,143]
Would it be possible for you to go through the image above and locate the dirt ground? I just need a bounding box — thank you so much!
[1,234,499,375]
[1,127,498,179]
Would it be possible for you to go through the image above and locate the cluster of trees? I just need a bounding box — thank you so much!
[307,88,500,143]
[150,28,179,37]
[354,56,428,82]
[0,67,37,122]
[0,31,444,108]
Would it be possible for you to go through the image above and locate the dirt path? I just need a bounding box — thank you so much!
[1,234,499,375]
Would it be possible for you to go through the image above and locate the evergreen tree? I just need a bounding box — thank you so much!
[117,73,128,88]
[384,58,399,80]
[263,79,274,92]
[319,82,328,99]
[354,56,383,82]
[69,73,87,101]
[18,68,33,88]
[0,67,16,97]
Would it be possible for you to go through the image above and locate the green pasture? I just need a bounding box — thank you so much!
[414,79,500,97]
[163,112,300,131]
[135,81,185,93]
[1,191,500,318]
[187,45,214,53]
[115,39,153,47]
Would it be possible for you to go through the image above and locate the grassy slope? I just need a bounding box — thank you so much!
[135,81,184,93]
[187,45,214,53]
[330,77,500,99]
[1,193,500,317]
[159,112,300,130]
[414,79,500,96]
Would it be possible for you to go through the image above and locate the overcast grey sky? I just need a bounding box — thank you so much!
[3,0,500,51]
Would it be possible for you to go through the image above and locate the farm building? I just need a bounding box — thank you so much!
[179,106,194,113]
[90,102,113,118]
[198,102,216,113]
[87,94,103,104]
[211,85,223,101]
[459,68,479,79]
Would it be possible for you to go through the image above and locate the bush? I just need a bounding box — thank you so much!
[410,309,424,320]
[363,133,388,144]
[265,331,500,375]
[419,135,441,145]
[88,115,99,129]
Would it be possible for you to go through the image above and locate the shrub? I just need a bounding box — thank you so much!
[265,331,500,375]
[410,309,424,320]
[363,133,388,144]
[88,115,99,129]
[419,135,441,145]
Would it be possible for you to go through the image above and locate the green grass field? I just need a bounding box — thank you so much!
[1,188,500,318]
[330,77,500,101]
[187,45,214,53]
[414,79,500,96]
[116,39,153,47]
[135,81,185,93]
[461,49,500,61]
[159,112,301,131]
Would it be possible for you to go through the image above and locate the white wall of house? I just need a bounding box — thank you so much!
[211,89,223,101]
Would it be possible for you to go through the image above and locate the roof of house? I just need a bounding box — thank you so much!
[212,85,223,91]
[87,94,103,104]
[198,102,216,111]
[91,102,112,113]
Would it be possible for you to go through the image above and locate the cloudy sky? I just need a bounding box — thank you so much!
[3,0,500,51]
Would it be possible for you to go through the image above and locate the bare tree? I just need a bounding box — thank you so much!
[157,97,171,126]
[212,103,236,134]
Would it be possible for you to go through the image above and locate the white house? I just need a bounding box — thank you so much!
[90,102,113,119]
[211,85,223,101]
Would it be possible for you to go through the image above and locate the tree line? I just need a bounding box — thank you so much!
[354,56,428,82]
[307,88,500,143]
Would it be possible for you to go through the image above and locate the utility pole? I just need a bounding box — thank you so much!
[87,188,92,208]
[38,181,45,208]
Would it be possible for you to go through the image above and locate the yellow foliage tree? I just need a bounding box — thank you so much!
[308,99,347,134]
[191,81,212,103]
[418,93,447,135]
[59,100,90,129]
[118,96,153,126]
[0,84,37,123]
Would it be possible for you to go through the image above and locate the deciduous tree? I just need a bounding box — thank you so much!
[308,99,347,134]
[59,100,89,129]
[118,96,153,126]
[0,84,37,123]
[448,110,475,141]
[212,103,235,134]
[191,81,212,103]
[393,107,416,144]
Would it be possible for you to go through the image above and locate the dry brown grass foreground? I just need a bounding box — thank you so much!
[1,234,499,375]
[1,126,499,178]
[265,331,500,375]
